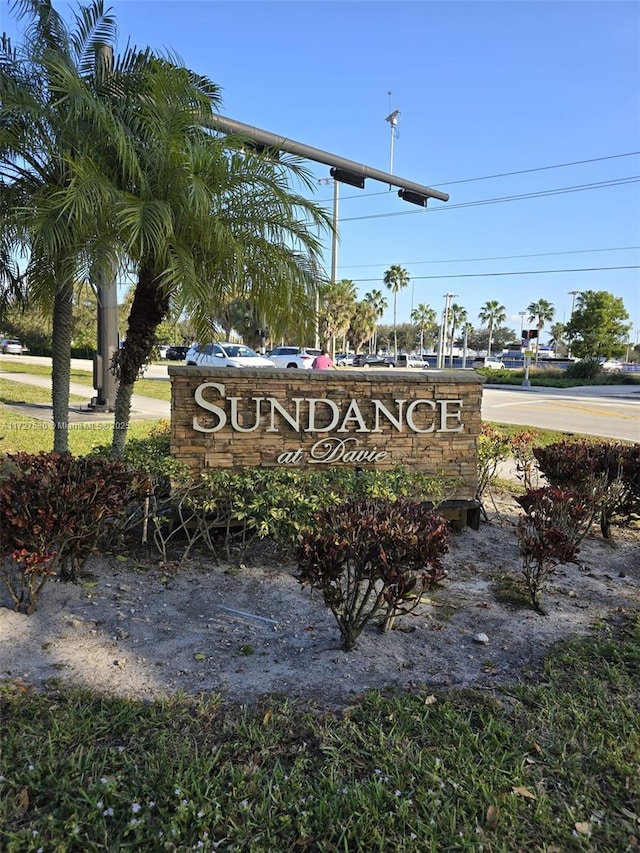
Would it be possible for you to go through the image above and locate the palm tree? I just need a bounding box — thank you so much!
[527,299,555,364]
[478,300,506,356]
[410,303,436,357]
[348,300,378,353]
[2,1,332,457]
[548,322,567,356]
[448,303,467,367]
[318,279,357,356]
[364,289,388,353]
[383,264,410,359]
[1,0,124,452]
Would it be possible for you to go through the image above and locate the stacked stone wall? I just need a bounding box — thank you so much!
[168,367,484,500]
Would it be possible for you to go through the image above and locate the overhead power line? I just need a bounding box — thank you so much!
[322,151,640,203]
[352,265,640,283]
[339,177,640,223]
[339,245,640,270]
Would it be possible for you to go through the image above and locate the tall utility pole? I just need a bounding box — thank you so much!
[317,176,339,349]
[437,292,457,369]
[567,290,580,358]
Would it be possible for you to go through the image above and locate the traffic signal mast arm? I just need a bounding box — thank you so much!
[202,114,450,206]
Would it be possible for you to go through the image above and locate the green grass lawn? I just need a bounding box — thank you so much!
[1,614,638,851]
[0,366,169,453]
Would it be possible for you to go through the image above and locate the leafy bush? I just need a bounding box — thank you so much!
[515,486,595,612]
[296,497,449,650]
[564,358,603,380]
[0,452,149,613]
[163,465,453,563]
[476,424,512,515]
[533,439,640,537]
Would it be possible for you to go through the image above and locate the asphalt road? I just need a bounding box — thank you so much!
[482,383,640,443]
[1,356,639,442]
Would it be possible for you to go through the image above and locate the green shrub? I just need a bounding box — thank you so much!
[164,465,453,563]
[564,358,603,380]
[0,452,150,612]
[476,424,512,515]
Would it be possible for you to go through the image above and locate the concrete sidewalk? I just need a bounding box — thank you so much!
[0,372,169,423]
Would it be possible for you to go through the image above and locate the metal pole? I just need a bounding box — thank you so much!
[92,264,118,411]
[331,177,339,286]
[92,45,119,412]
[317,177,339,349]
[438,293,456,369]
[203,113,449,203]
[568,290,580,358]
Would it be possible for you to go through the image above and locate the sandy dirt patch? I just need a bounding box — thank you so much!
[2,492,639,709]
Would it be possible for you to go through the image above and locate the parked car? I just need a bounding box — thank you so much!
[1,338,25,355]
[352,354,395,368]
[165,345,190,361]
[395,354,430,368]
[473,356,505,370]
[601,359,623,373]
[335,353,355,366]
[185,342,275,368]
[267,346,321,368]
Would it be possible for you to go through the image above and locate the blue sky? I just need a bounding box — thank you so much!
[2,0,639,343]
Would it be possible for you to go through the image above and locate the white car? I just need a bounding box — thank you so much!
[1,338,24,355]
[473,356,505,370]
[267,346,321,368]
[601,359,623,373]
[185,342,275,368]
[395,354,430,368]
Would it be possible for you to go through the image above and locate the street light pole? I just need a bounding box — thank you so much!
[438,292,457,369]
[519,310,527,343]
[568,290,580,358]
[317,176,340,349]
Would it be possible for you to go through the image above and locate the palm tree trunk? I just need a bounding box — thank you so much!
[110,266,169,458]
[111,379,135,458]
[51,279,74,454]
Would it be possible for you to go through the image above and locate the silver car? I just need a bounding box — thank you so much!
[1,338,24,355]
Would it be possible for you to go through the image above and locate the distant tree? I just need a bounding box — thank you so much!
[467,325,516,354]
[1,300,52,356]
[394,322,417,353]
[375,324,392,354]
[549,322,568,357]
[410,303,437,356]
[348,300,378,352]
[564,290,631,359]
[478,301,506,355]
[383,264,410,359]
[527,299,555,363]
[364,289,388,353]
[448,303,467,366]
[319,279,357,355]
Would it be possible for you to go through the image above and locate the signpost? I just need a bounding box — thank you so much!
[522,351,533,387]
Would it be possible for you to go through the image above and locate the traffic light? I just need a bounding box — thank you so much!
[330,167,365,189]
